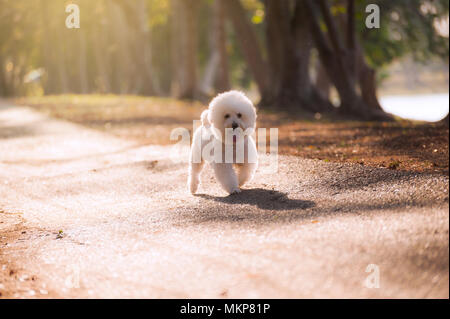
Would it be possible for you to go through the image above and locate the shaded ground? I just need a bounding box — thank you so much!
[0,98,448,299]
[14,95,449,175]
[273,120,449,175]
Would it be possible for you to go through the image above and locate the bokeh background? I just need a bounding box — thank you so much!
[0,0,448,121]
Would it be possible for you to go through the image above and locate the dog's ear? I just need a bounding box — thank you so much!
[207,109,215,125]
[201,110,211,127]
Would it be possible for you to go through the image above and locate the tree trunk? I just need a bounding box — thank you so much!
[201,0,231,95]
[355,43,384,111]
[133,0,160,95]
[222,0,271,103]
[293,0,334,113]
[264,0,333,112]
[304,0,389,120]
[200,51,219,95]
[40,0,59,94]
[335,4,384,112]
[78,29,89,94]
[109,3,136,94]
[358,60,382,110]
[213,0,231,92]
[110,0,160,95]
[56,28,69,93]
[93,18,111,93]
[265,0,288,97]
[315,60,331,100]
[0,56,10,96]
[346,0,356,76]
[170,0,181,97]
[170,0,199,99]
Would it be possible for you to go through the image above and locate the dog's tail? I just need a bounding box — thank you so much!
[201,110,211,128]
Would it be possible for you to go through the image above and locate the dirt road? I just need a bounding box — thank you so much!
[0,101,448,298]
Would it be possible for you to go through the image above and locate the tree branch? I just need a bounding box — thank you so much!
[347,0,355,50]
[223,0,270,95]
[303,0,332,56]
[317,0,346,54]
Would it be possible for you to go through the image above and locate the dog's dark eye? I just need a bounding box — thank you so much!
[237,113,242,118]
[224,114,230,119]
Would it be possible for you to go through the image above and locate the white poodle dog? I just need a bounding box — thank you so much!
[188,91,258,195]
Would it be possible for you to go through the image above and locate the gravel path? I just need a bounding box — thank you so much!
[0,101,448,298]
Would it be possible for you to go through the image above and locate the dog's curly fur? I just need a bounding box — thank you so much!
[188,91,258,195]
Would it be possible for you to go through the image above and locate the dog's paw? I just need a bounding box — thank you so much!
[188,179,199,194]
[229,187,241,195]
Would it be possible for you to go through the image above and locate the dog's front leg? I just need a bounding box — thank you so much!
[188,161,204,194]
[237,162,257,186]
[188,127,205,194]
[212,163,241,195]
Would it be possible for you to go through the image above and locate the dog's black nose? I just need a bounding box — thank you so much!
[232,122,239,130]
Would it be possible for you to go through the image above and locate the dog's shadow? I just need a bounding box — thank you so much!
[196,188,315,211]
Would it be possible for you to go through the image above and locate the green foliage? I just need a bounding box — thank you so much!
[148,0,170,27]
[356,0,449,67]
